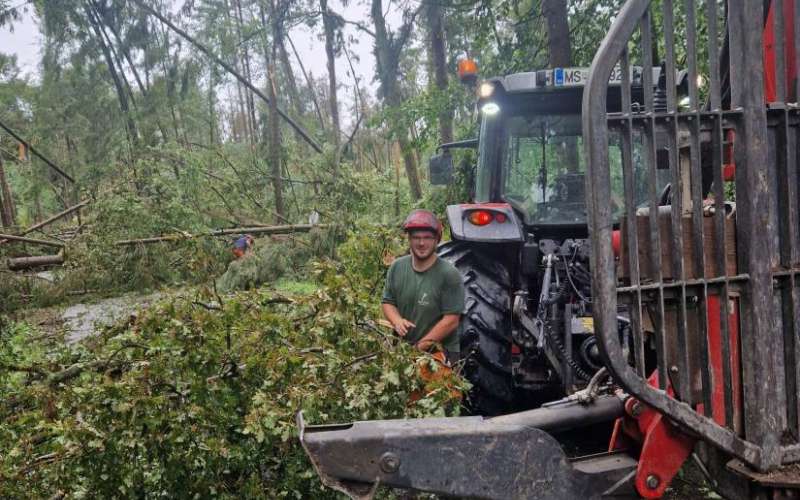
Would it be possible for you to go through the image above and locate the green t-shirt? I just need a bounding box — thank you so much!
[381,255,465,353]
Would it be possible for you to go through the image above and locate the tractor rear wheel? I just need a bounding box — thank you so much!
[438,241,514,416]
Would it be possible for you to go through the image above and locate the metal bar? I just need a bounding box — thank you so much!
[616,273,750,294]
[607,109,745,121]
[774,0,787,104]
[684,0,713,414]
[620,46,646,376]
[795,0,800,102]
[564,303,574,389]
[731,0,786,470]
[707,0,722,111]
[705,0,735,429]
[711,116,735,428]
[662,0,692,402]
[774,101,800,436]
[640,6,669,391]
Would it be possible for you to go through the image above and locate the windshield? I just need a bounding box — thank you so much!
[476,109,662,225]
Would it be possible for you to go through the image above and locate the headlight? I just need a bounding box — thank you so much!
[480,102,500,115]
[478,82,495,98]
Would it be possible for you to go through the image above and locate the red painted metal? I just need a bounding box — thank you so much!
[607,296,742,497]
[703,295,743,432]
[763,0,797,102]
[612,229,621,258]
[632,374,696,499]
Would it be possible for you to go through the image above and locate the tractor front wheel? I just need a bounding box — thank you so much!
[438,241,515,416]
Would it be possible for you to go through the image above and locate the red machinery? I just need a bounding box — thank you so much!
[298,1,800,498]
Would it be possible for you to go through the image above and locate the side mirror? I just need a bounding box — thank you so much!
[429,153,454,185]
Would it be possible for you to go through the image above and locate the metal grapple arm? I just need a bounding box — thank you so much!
[298,395,636,499]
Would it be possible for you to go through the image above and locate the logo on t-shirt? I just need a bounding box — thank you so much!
[418,292,430,306]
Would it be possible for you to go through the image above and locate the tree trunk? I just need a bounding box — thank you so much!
[426,3,453,144]
[543,0,578,170]
[223,0,250,143]
[0,155,16,228]
[542,0,571,67]
[94,1,171,144]
[371,0,421,199]
[278,36,303,118]
[267,6,284,223]
[84,4,138,145]
[320,0,341,155]
[398,134,422,200]
[208,63,217,145]
[233,0,259,142]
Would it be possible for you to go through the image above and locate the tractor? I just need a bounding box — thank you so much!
[297,0,800,498]
[428,62,680,416]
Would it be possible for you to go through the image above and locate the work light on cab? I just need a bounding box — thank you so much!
[457,58,478,84]
[478,81,495,98]
[467,210,493,226]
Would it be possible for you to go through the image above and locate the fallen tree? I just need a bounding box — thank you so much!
[0,200,88,245]
[114,223,328,246]
[7,253,65,271]
[0,233,65,248]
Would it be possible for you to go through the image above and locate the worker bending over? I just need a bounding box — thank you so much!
[382,210,465,365]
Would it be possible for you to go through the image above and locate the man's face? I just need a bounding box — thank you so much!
[408,230,438,260]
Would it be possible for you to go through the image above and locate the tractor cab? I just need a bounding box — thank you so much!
[435,66,674,235]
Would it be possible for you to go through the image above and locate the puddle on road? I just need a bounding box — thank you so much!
[62,293,162,343]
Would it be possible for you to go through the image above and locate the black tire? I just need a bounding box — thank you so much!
[438,240,515,416]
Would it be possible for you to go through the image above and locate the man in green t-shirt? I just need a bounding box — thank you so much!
[381,210,465,364]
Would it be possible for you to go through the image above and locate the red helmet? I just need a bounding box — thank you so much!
[403,209,442,239]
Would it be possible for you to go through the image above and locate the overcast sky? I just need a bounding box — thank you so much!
[0,2,393,116]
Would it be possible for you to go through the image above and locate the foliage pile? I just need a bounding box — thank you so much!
[217,226,338,292]
[0,226,466,498]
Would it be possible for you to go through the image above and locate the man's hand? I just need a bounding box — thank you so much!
[415,338,435,351]
[392,318,416,337]
[382,303,415,337]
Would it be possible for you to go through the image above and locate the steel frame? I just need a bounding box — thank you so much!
[583,0,800,472]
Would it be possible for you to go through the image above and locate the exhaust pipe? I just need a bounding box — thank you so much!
[298,395,636,499]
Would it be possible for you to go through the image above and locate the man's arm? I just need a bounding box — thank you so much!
[416,314,460,351]
[382,303,415,336]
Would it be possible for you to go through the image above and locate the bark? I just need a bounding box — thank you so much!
[320,0,341,154]
[426,3,453,144]
[131,0,323,153]
[8,253,65,271]
[371,0,422,199]
[0,154,15,228]
[543,0,571,67]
